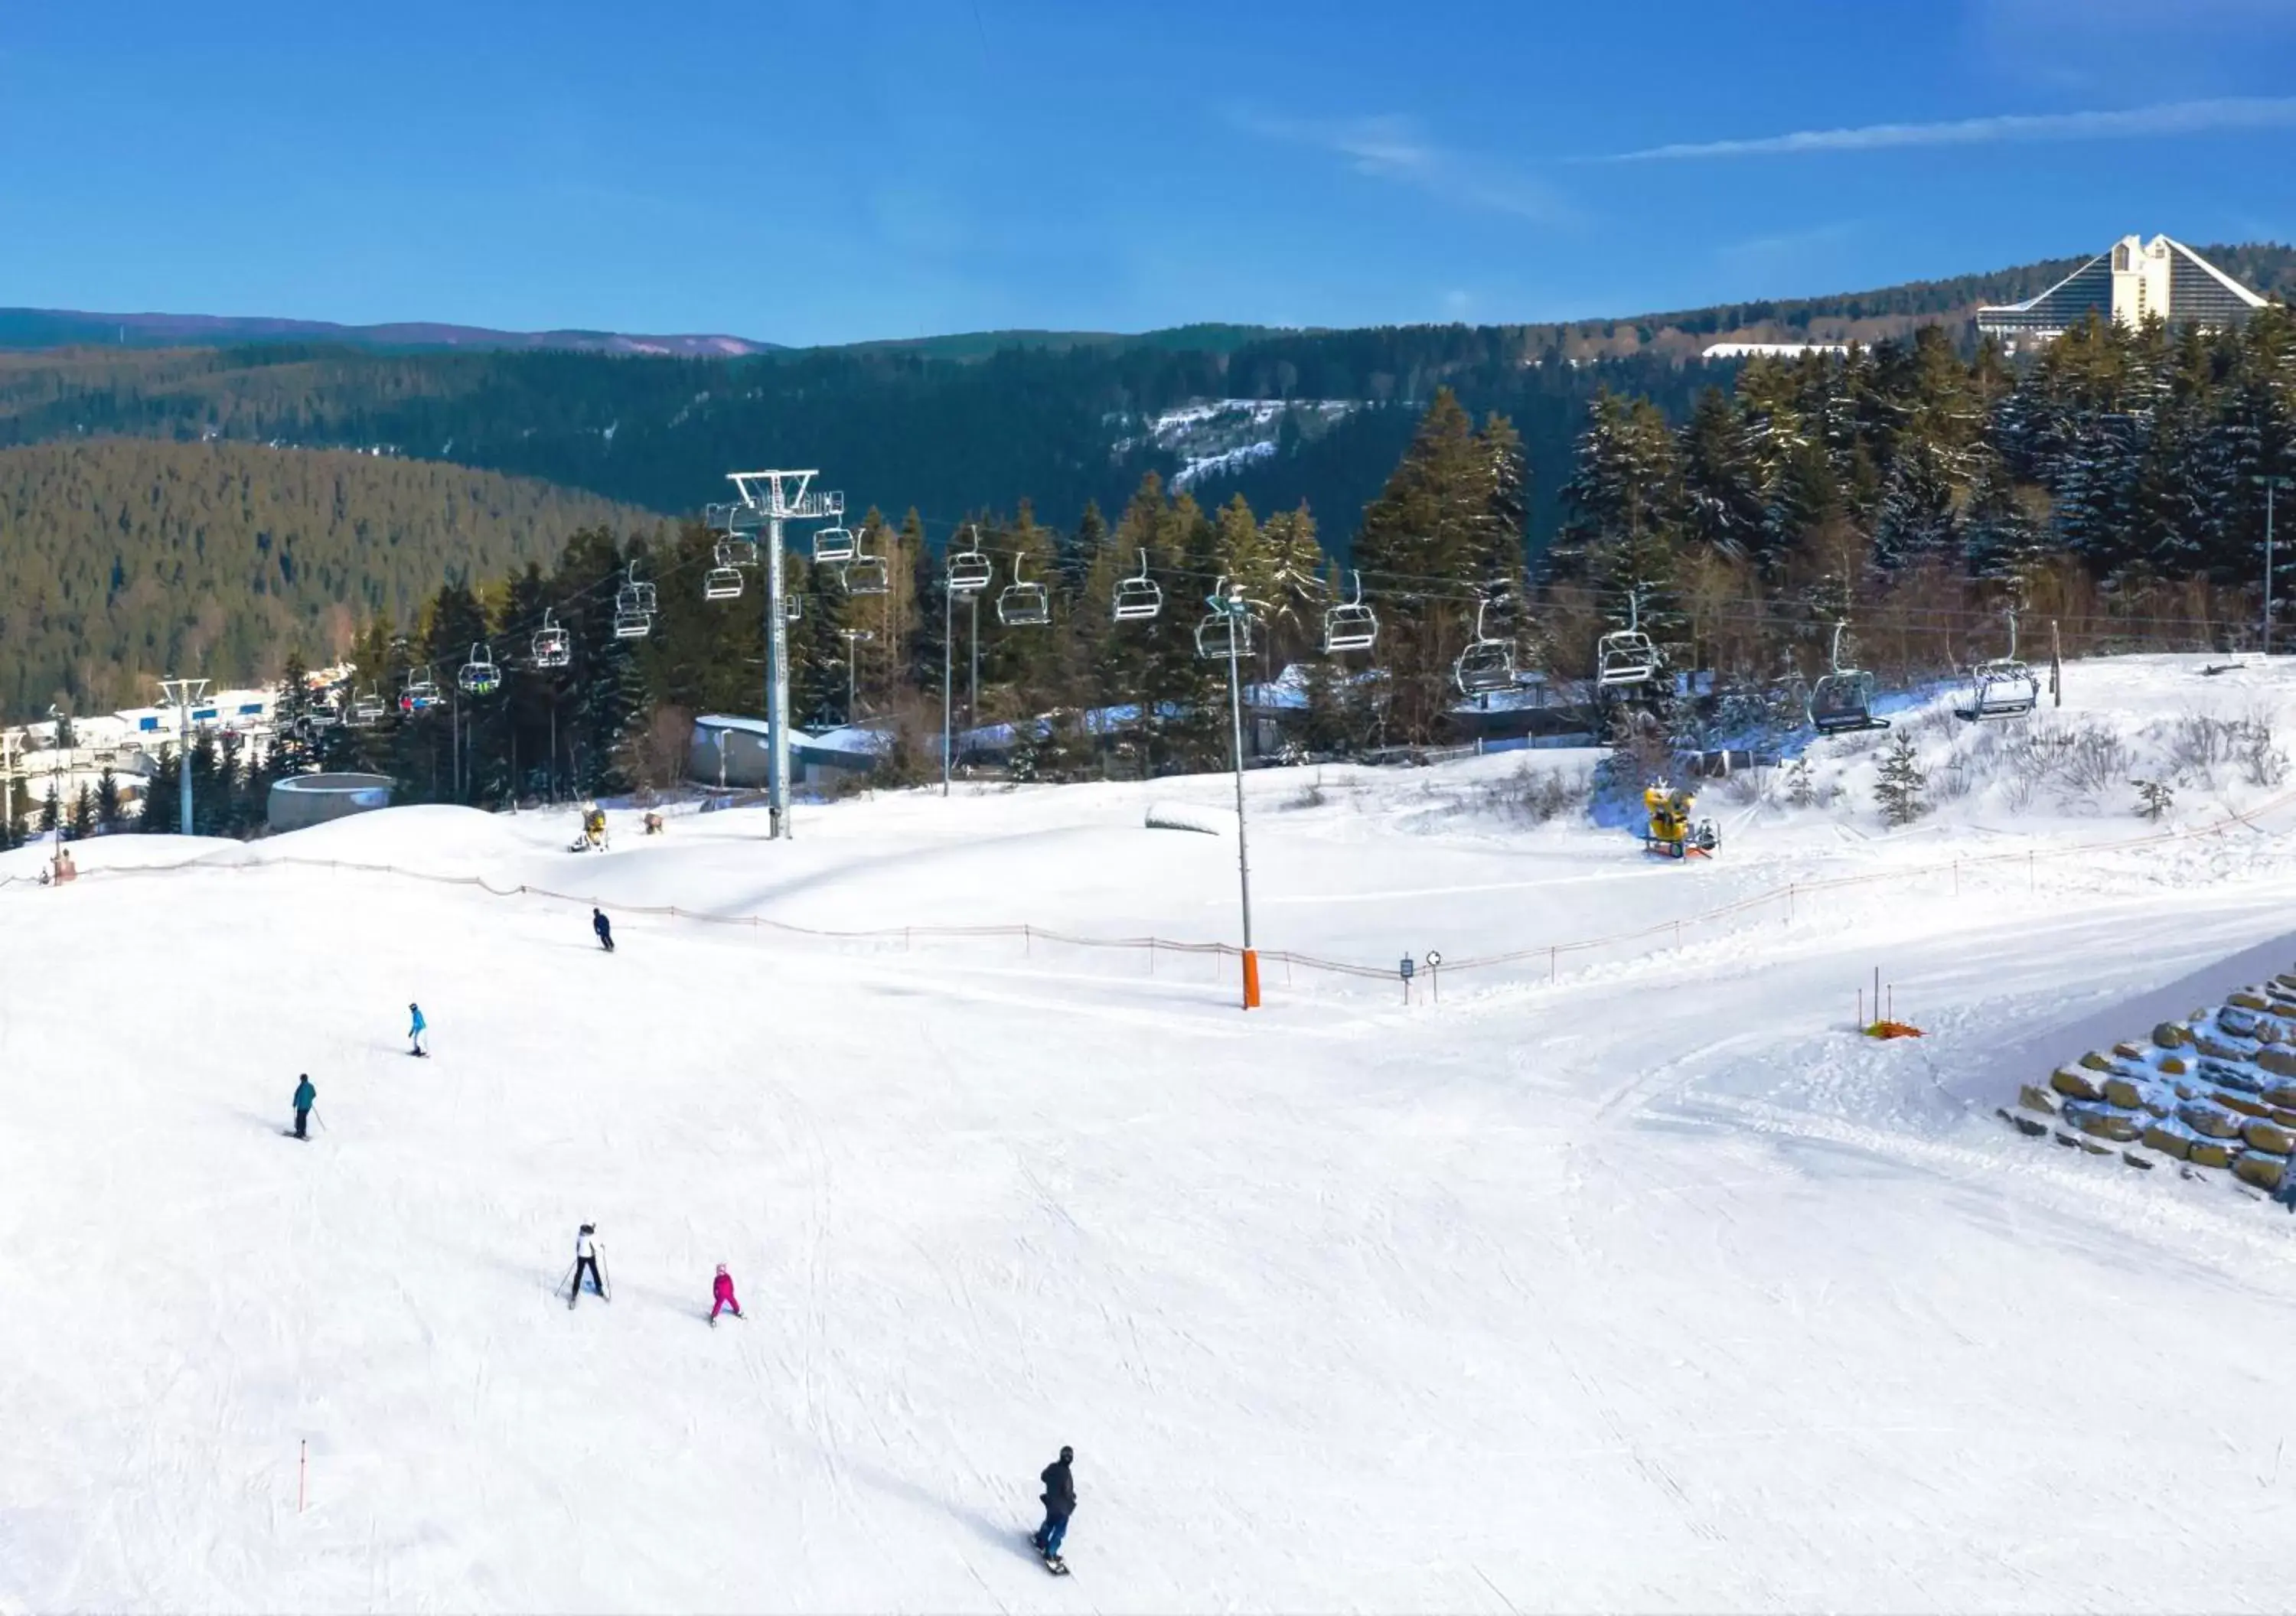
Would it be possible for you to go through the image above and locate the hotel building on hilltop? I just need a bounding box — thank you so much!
[1976,234,2268,348]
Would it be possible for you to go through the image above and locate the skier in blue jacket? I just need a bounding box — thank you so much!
[291,1075,316,1139]
[408,1002,428,1057]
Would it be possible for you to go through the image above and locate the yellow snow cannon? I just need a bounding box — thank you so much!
[569,803,608,852]
[1642,782,1717,860]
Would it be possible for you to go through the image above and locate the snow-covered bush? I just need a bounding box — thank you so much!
[1874,734,1929,826]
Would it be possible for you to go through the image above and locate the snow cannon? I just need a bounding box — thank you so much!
[1642,782,1717,861]
[568,803,608,853]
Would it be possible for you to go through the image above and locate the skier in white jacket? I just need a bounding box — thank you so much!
[570,1223,607,1305]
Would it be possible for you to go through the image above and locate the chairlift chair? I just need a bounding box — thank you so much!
[812,523,856,565]
[1195,577,1258,660]
[1595,592,1662,689]
[400,668,441,714]
[614,565,656,639]
[1453,595,1516,695]
[1322,570,1378,654]
[946,529,993,595]
[1112,549,1163,622]
[458,643,503,697]
[703,565,745,601]
[720,536,759,569]
[843,535,890,596]
[305,696,341,728]
[1953,608,2040,722]
[348,687,386,727]
[1808,621,1889,735]
[996,557,1051,627]
[531,610,572,670]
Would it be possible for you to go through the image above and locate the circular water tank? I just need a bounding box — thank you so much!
[269,771,395,833]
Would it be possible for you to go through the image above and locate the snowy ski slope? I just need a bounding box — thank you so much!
[9,656,2296,1611]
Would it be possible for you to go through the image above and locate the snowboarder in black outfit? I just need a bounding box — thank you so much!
[291,1074,316,1139]
[569,1223,607,1306]
[1031,1445,1075,1569]
[592,907,615,953]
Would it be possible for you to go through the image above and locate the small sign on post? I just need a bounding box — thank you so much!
[1399,953,1416,1005]
[1426,950,1443,1004]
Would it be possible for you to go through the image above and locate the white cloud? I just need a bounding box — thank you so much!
[1234,109,1565,222]
[1600,95,2296,162]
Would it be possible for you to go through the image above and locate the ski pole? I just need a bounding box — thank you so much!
[313,1109,328,1134]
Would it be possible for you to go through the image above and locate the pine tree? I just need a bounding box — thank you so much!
[95,766,121,833]
[1874,733,1928,826]
[38,782,60,836]
[68,782,94,841]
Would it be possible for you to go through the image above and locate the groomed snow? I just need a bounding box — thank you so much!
[10,654,2296,1611]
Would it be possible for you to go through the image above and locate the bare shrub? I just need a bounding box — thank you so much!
[1283,780,1329,811]
[2164,711,2243,784]
[2240,711,2288,788]
[1718,765,1770,806]
[616,704,693,798]
[2060,723,2132,795]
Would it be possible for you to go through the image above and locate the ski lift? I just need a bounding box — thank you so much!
[813,523,856,565]
[1195,577,1258,660]
[1112,549,1163,622]
[1596,591,1662,689]
[843,534,890,596]
[1808,621,1888,735]
[947,528,993,595]
[719,535,759,569]
[1453,595,1516,694]
[458,643,502,696]
[997,556,1050,627]
[347,686,385,727]
[614,565,656,639]
[703,564,745,601]
[1322,570,1378,654]
[531,609,572,670]
[1955,608,2040,722]
[305,694,341,728]
[785,594,804,623]
[400,667,441,713]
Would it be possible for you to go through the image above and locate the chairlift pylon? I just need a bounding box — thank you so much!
[1453,594,1516,695]
[1595,590,1662,689]
[531,609,572,670]
[1955,606,2040,722]
[1322,569,1378,654]
[946,527,993,595]
[1808,620,1888,735]
[1113,549,1163,623]
[996,555,1051,627]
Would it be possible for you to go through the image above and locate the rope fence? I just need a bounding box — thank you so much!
[7,786,2295,992]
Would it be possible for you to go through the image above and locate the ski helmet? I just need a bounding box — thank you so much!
[1059,1445,1073,1463]
[716,1263,728,1275]
[579,1223,595,1235]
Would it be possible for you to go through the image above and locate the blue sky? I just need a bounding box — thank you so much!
[3,0,2294,345]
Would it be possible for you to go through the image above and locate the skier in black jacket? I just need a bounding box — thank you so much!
[592,907,615,953]
[1031,1445,1075,1563]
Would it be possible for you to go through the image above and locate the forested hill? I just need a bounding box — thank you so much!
[0,240,2286,591]
[0,440,660,715]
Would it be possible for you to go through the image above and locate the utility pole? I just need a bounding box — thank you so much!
[159,679,208,834]
[46,705,64,858]
[726,471,841,841]
[2257,475,2293,656]
[942,582,955,797]
[838,628,874,723]
[1208,582,1261,1010]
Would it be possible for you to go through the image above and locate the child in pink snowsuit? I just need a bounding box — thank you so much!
[710,1265,742,1321]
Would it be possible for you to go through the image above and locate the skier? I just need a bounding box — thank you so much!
[290,1074,316,1140]
[569,1223,606,1306]
[407,1002,428,1057]
[592,907,615,953]
[709,1264,743,1325]
[1030,1445,1076,1571]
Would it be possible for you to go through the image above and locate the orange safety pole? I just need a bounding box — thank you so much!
[1241,948,1261,1009]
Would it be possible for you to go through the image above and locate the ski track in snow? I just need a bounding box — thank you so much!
[10,655,2296,1610]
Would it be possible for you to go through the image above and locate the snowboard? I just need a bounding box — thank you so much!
[1042,1556,1070,1576]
